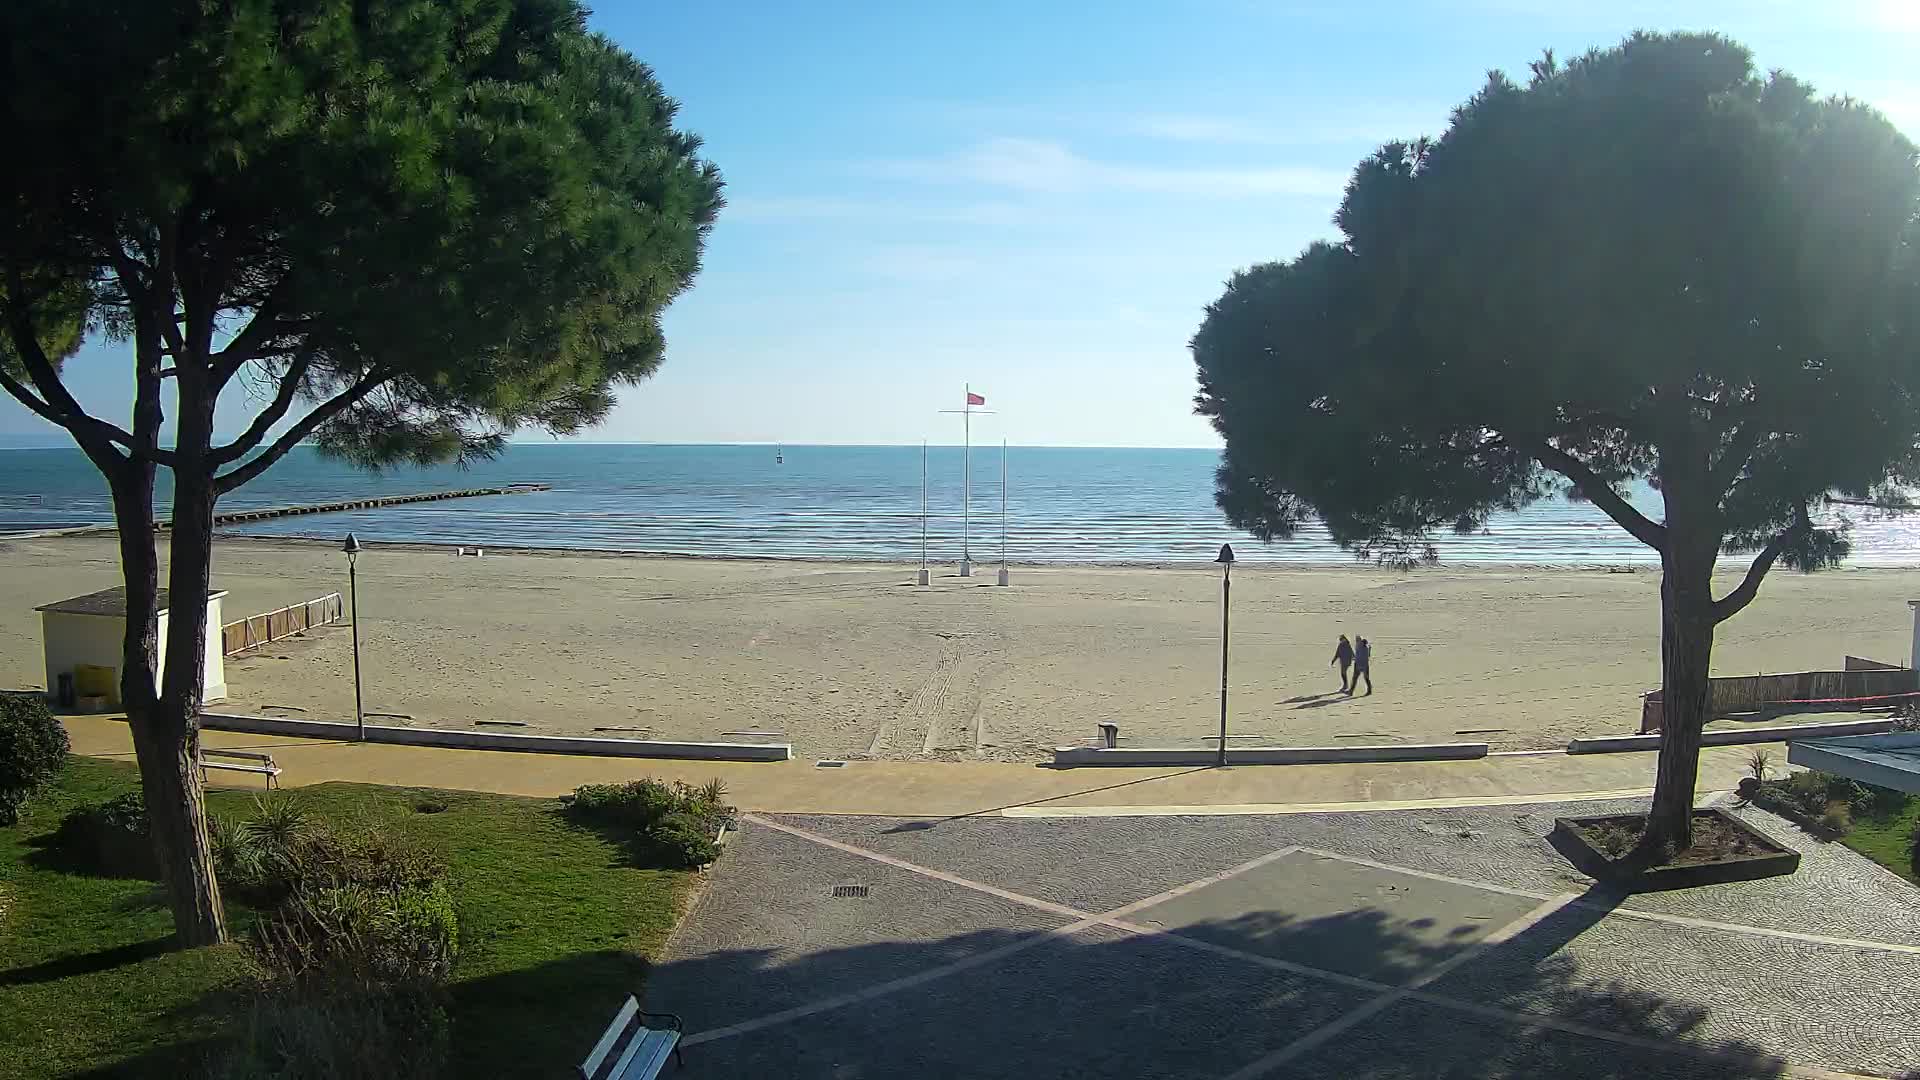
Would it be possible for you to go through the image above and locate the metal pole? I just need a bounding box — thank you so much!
[1218,561,1231,767]
[962,385,972,573]
[349,555,364,741]
[1000,440,1008,569]
[918,441,930,586]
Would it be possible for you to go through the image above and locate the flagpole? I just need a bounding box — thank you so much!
[961,383,972,577]
[997,438,1010,586]
[938,389,991,580]
[918,440,930,586]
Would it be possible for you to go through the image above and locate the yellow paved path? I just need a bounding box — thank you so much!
[62,714,1765,817]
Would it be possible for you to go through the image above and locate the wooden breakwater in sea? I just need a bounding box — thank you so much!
[1,484,549,540]
[183,482,550,529]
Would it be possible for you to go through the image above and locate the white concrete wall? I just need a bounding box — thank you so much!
[42,611,128,701]
[41,600,227,704]
[202,595,226,701]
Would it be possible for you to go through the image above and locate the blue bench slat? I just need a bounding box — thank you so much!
[617,1030,680,1080]
[581,996,641,1079]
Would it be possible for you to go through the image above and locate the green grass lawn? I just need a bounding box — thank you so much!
[1842,797,1920,886]
[0,757,697,1079]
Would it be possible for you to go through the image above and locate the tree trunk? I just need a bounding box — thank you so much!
[1643,543,1717,856]
[108,459,226,944]
[151,391,228,946]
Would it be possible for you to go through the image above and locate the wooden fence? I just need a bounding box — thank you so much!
[221,593,344,656]
[1641,661,1918,732]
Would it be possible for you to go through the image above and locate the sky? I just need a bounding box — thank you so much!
[6,0,1919,449]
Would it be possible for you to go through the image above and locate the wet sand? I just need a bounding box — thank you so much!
[0,535,1913,760]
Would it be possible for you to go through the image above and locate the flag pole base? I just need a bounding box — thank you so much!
[959,559,973,578]
[917,568,930,586]
[997,567,1010,587]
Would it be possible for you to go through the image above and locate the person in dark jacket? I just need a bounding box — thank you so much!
[1350,637,1373,696]
[1331,635,1354,693]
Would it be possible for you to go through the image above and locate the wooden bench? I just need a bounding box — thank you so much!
[198,748,281,790]
[579,996,683,1080]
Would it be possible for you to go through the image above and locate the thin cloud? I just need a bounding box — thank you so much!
[881,138,1346,198]
[921,101,1445,147]
[725,195,1040,227]
[1123,107,1444,146]
[1462,0,1919,31]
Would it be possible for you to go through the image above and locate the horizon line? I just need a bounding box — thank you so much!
[0,439,1228,452]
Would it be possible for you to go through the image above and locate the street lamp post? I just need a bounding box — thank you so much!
[343,533,364,741]
[1215,543,1235,767]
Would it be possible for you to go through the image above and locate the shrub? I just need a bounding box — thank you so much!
[252,880,459,989]
[568,778,734,829]
[648,810,721,869]
[225,808,446,908]
[210,814,267,895]
[46,791,157,878]
[207,984,450,1080]
[246,793,309,850]
[568,779,682,829]
[1745,748,1772,783]
[1785,769,1828,811]
[0,693,69,825]
[1820,799,1853,835]
[1758,770,1909,834]
[567,777,733,868]
[240,814,456,990]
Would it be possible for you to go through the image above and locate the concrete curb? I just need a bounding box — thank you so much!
[198,712,792,762]
[1050,742,1489,768]
[1566,718,1894,755]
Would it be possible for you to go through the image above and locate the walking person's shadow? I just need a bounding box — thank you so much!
[1293,693,1359,709]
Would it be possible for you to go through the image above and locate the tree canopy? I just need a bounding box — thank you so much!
[1193,31,1920,850]
[1196,33,1920,580]
[0,0,722,944]
[2,0,723,478]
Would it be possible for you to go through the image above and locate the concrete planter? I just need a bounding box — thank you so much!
[195,712,791,762]
[1051,742,1489,768]
[1550,808,1800,891]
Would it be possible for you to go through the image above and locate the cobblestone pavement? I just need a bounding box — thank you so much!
[648,799,1920,1079]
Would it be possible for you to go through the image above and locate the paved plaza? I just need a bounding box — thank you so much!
[649,797,1920,1079]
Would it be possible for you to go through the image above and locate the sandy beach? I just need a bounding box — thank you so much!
[0,534,1913,760]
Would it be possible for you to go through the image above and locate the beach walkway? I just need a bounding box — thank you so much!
[61,715,1919,1076]
[63,713,1761,817]
[655,800,1918,1078]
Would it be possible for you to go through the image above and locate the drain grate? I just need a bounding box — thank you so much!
[832,885,870,899]
[815,760,848,768]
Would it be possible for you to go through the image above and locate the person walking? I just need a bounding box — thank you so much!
[1331,635,1355,693]
[1350,637,1373,696]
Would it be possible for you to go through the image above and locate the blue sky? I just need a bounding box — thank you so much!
[6,0,1918,448]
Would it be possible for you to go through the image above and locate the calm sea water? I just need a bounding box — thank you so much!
[1,443,1915,565]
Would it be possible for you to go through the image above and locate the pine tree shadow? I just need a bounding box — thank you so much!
[630,884,1809,1079]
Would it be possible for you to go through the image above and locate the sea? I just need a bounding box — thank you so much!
[1,443,1916,566]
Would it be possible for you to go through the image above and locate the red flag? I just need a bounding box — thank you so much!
[966,391,986,406]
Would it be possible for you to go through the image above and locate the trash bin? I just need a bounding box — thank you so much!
[1097,722,1119,749]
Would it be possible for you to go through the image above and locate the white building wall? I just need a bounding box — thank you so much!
[41,599,227,705]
